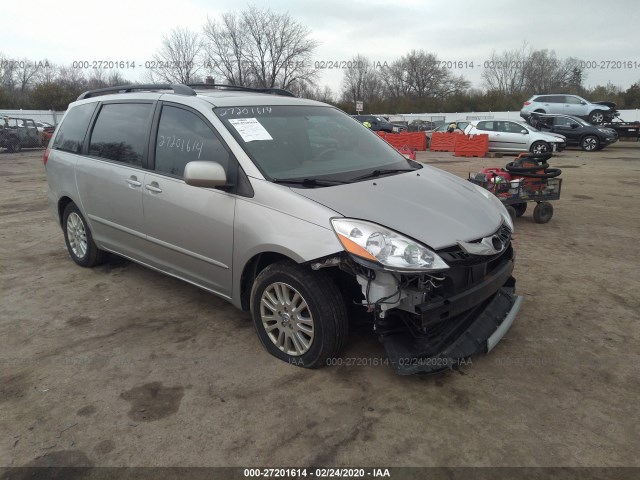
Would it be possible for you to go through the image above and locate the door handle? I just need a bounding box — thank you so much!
[145,183,163,193]
[126,177,142,187]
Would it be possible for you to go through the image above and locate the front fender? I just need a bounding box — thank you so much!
[231,197,343,309]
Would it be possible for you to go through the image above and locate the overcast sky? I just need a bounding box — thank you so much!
[2,0,639,95]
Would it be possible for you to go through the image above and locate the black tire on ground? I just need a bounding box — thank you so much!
[62,203,107,267]
[581,135,600,151]
[530,141,551,154]
[533,202,554,224]
[7,136,21,153]
[513,202,527,217]
[505,205,517,222]
[250,261,349,369]
[588,110,605,125]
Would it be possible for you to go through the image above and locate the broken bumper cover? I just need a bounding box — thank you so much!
[380,278,523,375]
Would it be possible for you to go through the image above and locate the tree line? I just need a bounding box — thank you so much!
[1,7,639,113]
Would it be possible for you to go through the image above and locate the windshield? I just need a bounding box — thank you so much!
[215,105,415,182]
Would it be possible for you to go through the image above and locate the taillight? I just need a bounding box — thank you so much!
[43,147,50,166]
[524,101,531,106]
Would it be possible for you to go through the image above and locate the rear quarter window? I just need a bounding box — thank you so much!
[52,103,97,154]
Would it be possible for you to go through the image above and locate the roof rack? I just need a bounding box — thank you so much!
[187,83,296,97]
[77,84,197,100]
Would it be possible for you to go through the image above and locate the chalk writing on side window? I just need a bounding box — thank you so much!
[157,135,204,159]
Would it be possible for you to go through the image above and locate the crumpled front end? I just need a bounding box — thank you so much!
[313,222,523,375]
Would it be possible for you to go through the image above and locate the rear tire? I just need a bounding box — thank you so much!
[533,202,554,224]
[505,205,517,222]
[588,110,605,125]
[581,135,599,151]
[7,136,21,153]
[530,141,551,154]
[62,203,107,267]
[250,261,349,369]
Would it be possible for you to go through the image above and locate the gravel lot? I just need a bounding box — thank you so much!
[1,143,639,470]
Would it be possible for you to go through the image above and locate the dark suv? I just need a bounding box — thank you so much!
[527,113,618,151]
[352,115,398,133]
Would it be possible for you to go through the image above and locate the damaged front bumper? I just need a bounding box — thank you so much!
[380,277,523,375]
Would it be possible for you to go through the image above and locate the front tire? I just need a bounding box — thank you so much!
[513,202,527,217]
[533,202,554,224]
[581,135,599,151]
[530,141,551,154]
[62,203,106,267]
[250,261,349,369]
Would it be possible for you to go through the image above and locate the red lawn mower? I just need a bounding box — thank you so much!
[468,153,562,224]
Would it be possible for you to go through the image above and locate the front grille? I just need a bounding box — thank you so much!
[433,223,513,298]
[438,223,512,266]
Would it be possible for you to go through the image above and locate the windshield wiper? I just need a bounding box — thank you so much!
[349,168,417,182]
[272,178,348,187]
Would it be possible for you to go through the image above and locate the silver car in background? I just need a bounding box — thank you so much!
[465,119,566,154]
[520,94,618,125]
[45,83,523,375]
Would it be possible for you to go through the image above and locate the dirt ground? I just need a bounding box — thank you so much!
[1,143,639,470]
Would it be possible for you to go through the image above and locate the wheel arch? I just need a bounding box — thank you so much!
[57,196,75,226]
[239,252,299,311]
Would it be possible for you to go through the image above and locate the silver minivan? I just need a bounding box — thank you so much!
[45,84,523,375]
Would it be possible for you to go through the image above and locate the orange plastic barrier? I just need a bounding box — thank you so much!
[396,144,416,160]
[376,131,427,151]
[429,132,458,152]
[454,134,489,157]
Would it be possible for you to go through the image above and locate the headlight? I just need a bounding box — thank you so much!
[330,219,449,272]
[597,128,612,134]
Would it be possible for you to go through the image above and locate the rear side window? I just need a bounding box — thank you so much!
[477,121,494,131]
[154,105,231,178]
[564,96,582,105]
[53,103,96,154]
[89,103,152,166]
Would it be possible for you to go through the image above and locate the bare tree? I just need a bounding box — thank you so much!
[481,43,531,95]
[13,57,43,94]
[379,59,410,98]
[483,44,585,94]
[58,65,87,90]
[291,82,334,102]
[37,60,58,84]
[203,12,249,86]
[86,69,109,90]
[147,27,204,84]
[341,55,384,106]
[202,6,319,89]
[107,71,130,86]
[523,50,584,93]
[0,52,17,90]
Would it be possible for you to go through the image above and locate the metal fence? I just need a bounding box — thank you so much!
[0,110,65,126]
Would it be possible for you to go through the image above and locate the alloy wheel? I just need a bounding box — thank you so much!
[66,212,88,259]
[260,282,314,356]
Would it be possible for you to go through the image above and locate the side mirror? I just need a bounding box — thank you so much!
[571,123,580,129]
[184,161,227,188]
[520,129,528,134]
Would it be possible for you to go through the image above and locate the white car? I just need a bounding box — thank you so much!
[464,119,566,154]
[35,121,54,133]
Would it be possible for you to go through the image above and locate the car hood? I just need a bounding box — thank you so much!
[291,166,504,250]
[593,101,616,110]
